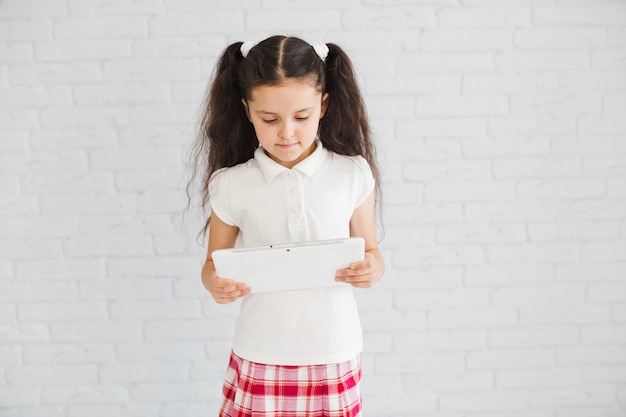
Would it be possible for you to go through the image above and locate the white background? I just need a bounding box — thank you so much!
[1,0,626,416]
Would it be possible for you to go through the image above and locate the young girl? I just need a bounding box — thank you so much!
[188,35,384,417]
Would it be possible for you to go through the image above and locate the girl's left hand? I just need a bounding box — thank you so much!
[335,251,381,288]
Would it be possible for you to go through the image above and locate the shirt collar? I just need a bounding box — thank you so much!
[254,140,326,183]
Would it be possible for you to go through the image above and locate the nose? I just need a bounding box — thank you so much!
[278,120,294,139]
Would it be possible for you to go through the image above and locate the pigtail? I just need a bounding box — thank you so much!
[187,42,257,238]
[320,43,382,198]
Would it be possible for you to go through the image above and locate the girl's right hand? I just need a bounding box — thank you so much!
[207,271,250,304]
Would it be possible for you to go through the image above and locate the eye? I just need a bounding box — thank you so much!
[262,119,277,124]
[295,116,309,121]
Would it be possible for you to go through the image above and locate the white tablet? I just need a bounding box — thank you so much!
[211,237,365,294]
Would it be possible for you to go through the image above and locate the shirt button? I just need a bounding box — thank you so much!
[289,188,297,195]
[290,207,298,213]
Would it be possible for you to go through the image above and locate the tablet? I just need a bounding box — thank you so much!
[211,237,365,294]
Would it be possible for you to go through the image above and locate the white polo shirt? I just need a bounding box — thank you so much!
[209,140,375,365]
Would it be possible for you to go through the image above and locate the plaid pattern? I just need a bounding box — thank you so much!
[219,352,362,417]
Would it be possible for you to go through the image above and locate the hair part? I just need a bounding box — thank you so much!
[186,36,381,239]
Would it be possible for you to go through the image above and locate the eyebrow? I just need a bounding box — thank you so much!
[255,107,315,115]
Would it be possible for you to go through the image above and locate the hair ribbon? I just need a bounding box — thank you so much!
[312,43,329,61]
[240,41,257,58]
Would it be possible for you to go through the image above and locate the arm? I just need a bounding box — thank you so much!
[202,210,250,303]
[335,192,385,288]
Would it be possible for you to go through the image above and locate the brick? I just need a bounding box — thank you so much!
[438,224,526,244]
[465,264,554,286]
[399,51,492,72]
[0,345,21,365]
[0,281,77,302]
[130,103,197,125]
[41,385,128,405]
[115,342,204,361]
[0,42,34,63]
[424,180,515,202]
[40,194,135,215]
[73,82,170,105]
[466,201,561,223]
[520,304,610,325]
[588,282,626,303]
[406,372,493,393]
[416,94,508,117]
[486,243,579,264]
[104,58,199,81]
[581,325,626,345]
[404,159,491,182]
[464,72,559,94]
[0,85,72,107]
[0,387,39,407]
[511,92,602,115]
[530,385,615,408]
[376,352,465,374]
[1,216,77,241]
[6,365,98,387]
[110,299,201,319]
[395,288,488,311]
[67,0,164,15]
[40,106,130,128]
[534,5,626,25]
[0,19,52,40]
[468,348,555,370]
[497,368,582,389]
[29,128,117,150]
[422,28,514,50]
[133,36,226,59]
[0,323,49,343]
[51,321,143,342]
[395,330,486,352]
[516,179,605,200]
[35,39,132,61]
[54,16,148,39]
[491,284,585,306]
[440,391,529,412]
[0,0,66,17]
[79,277,171,300]
[63,236,154,257]
[18,302,108,321]
[21,172,113,195]
[439,6,532,27]
[493,157,581,180]
[428,308,518,329]
[397,118,487,138]
[529,221,620,242]
[67,404,160,417]
[392,245,485,268]
[150,11,243,35]
[15,259,105,280]
[489,326,578,349]
[494,50,589,71]
[556,262,626,282]
[23,344,115,364]
[343,7,437,29]
[514,27,605,48]
[8,62,103,85]
[100,361,189,383]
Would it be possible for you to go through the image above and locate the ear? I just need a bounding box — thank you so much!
[320,93,329,119]
[241,98,251,121]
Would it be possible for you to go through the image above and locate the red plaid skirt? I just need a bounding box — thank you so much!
[219,352,362,417]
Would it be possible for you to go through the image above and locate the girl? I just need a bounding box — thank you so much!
[188,35,384,417]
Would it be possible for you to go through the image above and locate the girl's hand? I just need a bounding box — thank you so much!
[335,251,381,288]
[207,271,250,304]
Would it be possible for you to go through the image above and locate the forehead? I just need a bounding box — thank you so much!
[247,79,322,110]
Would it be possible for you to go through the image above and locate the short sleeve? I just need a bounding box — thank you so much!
[352,156,376,208]
[208,168,237,226]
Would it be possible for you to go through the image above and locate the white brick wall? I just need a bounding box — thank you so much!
[1,0,625,416]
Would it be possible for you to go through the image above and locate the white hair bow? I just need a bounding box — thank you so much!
[311,43,329,61]
[240,41,257,58]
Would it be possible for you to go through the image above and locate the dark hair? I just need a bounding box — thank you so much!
[187,36,381,237]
